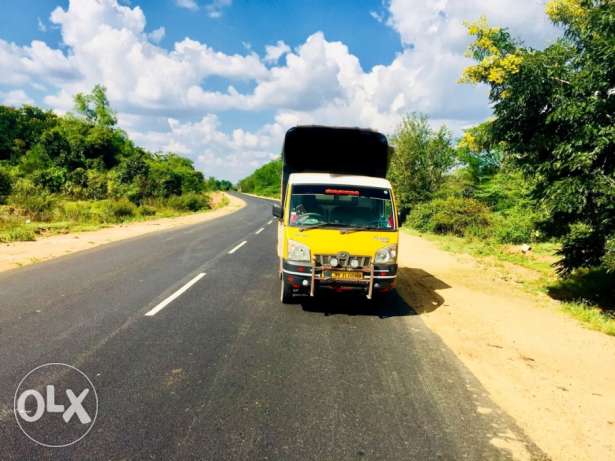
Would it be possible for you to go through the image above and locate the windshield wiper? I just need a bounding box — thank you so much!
[298,223,383,233]
[339,226,373,234]
[298,223,338,232]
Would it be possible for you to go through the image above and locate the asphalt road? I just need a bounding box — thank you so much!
[0,194,546,460]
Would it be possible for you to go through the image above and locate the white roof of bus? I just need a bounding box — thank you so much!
[288,173,391,189]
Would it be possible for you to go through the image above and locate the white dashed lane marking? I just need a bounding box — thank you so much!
[145,273,206,317]
[228,240,247,255]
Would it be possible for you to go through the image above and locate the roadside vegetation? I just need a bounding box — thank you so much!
[237,159,282,197]
[391,0,614,334]
[0,85,231,243]
[237,0,614,333]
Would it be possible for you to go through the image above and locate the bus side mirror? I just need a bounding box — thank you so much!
[272,203,283,219]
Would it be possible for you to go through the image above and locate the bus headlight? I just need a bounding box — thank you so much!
[288,240,311,262]
[374,245,397,264]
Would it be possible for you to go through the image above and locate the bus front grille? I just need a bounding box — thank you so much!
[316,254,371,268]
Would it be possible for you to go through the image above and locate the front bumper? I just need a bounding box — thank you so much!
[282,260,397,298]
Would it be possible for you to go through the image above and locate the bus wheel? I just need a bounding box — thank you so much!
[280,277,293,304]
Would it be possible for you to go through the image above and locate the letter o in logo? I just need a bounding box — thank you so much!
[16,390,45,422]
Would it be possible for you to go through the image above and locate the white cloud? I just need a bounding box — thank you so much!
[39,0,266,115]
[1,90,35,106]
[147,26,165,44]
[127,113,286,179]
[264,40,290,64]
[187,32,364,113]
[176,0,199,11]
[369,11,385,23]
[0,38,80,86]
[205,0,232,18]
[387,0,559,51]
[37,17,48,32]
[0,0,561,180]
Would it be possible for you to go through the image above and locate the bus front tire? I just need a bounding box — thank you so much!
[280,277,293,304]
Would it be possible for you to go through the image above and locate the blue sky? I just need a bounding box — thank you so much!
[0,0,558,181]
[1,1,402,70]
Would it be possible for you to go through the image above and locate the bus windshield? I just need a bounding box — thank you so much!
[288,184,396,230]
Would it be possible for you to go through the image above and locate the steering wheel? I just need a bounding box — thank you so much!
[296,212,324,225]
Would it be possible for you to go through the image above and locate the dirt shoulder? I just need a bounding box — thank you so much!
[0,193,245,273]
[397,232,615,461]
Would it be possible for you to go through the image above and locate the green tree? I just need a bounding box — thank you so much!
[20,144,51,174]
[217,179,233,191]
[117,151,150,184]
[74,84,117,127]
[33,167,67,193]
[461,0,615,274]
[0,106,58,162]
[82,126,123,169]
[205,176,218,191]
[147,153,205,196]
[205,177,232,191]
[457,120,503,184]
[38,128,73,167]
[238,159,282,197]
[387,114,455,214]
[0,106,19,161]
[0,94,207,209]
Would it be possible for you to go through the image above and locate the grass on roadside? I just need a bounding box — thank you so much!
[0,192,228,244]
[403,227,615,336]
[241,190,280,199]
[560,302,615,336]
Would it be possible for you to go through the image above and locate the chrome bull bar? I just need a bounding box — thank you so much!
[308,258,376,299]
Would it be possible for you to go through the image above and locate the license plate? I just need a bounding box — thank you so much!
[331,271,363,280]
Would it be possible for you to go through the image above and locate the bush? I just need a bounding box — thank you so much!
[433,170,476,200]
[258,185,281,198]
[84,170,108,200]
[92,199,136,222]
[603,236,615,273]
[492,206,540,244]
[138,205,156,216]
[5,226,36,242]
[55,201,102,224]
[105,199,136,220]
[474,170,533,212]
[33,167,66,193]
[407,197,491,237]
[167,193,210,212]
[0,168,12,203]
[9,180,56,220]
[557,222,605,275]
